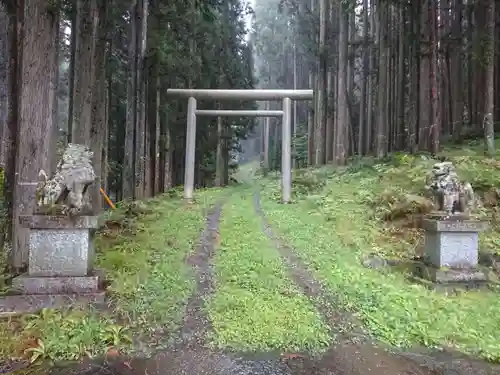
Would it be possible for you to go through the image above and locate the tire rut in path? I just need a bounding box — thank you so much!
[174,200,224,349]
[252,191,344,329]
[252,191,496,375]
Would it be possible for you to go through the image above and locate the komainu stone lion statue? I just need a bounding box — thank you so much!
[425,161,475,216]
[36,143,96,215]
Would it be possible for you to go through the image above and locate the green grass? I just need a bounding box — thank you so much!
[0,187,227,363]
[95,188,226,341]
[258,141,500,362]
[206,190,330,352]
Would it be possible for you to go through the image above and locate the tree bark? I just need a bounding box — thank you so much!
[134,0,147,199]
[12,0,58,269]
[122,0,137,199]
[71,0,98,144]
[335,5,348,164]
[1,3,19,258]
[450,0,463,143]
[0,4,8,168]
[482,0,495,156]
[89,0,107,212]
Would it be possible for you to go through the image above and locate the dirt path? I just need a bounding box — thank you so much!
[252,191,500,375]
[173,201,224,348]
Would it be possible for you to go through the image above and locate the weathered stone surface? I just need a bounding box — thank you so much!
[423,217,487,269]
[36,143,96,215]
[424,231,479,268]
[410,262,490,295]
[0,293,106,317]
[423,218,488,232]
[28,228,94,277]
[425,161,476,215]
[19,215,98,229]
[12,275,99,294]
[413,263,488,283]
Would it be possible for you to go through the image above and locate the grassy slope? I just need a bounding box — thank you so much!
[259,141,500,362]
[0,188,226,363]
[206,189,330,352]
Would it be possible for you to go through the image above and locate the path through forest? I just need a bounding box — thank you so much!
[43,185,500,375]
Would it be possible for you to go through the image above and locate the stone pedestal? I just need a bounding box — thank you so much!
[413,215,489,292]
[13,215,101,295]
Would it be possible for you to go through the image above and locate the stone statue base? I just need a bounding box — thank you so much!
[410,215,490,294]
[11,215,104,298]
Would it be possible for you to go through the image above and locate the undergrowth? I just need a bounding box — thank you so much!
[207,190,330,352]
[259,139,500,362]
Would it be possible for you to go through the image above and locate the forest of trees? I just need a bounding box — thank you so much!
[0,0,256,270]
[253,0,498,170]
[0,0,499,271]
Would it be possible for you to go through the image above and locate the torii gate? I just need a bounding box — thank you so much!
[166,89,314,203]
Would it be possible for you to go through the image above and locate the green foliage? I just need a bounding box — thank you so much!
[207,191,330,352]
[22,309,131,363]
[0,309,130,364]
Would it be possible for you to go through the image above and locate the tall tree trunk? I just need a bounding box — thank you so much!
[134,0,148,199]
[314,0,326,165]
[358,0,369,156]
[67,0,76,143]
[365,0,375,154]
[450,0,463,143]
[429,0,440,154]
[482,0,495,156]
[407,0,418,152]
[160,95,172,192]
[153,75,161,195]
[375,0,388,157]
[89,0,107,213]
[263,102,270,176]
[1,3,19,257]
[335,5,348,164]
[396,6,405,151]
[0,4,8,168]
[307,70,314,165]
[12,0,58,269]
[215,102,224,187]
[292,31,298,168]
[418,0,431,150]
[71,0,98,144]
[122,0,137,199]
[466,3,475,132]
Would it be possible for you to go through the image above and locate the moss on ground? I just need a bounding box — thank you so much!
[259,140,500,362]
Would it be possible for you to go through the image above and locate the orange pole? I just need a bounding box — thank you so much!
[100,188,116,209]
